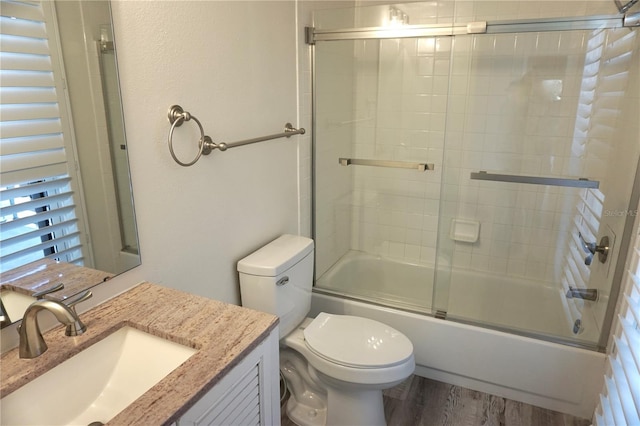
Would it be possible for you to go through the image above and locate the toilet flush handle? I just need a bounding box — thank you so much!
[276,276,289,286]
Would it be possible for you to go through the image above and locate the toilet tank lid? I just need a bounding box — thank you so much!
[237,234,314,276]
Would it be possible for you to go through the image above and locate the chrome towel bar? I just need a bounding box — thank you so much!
[167,105,305,167]
[469,171,600,189]
[339,158,434,171]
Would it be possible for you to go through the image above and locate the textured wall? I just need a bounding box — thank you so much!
[108,1,300,304]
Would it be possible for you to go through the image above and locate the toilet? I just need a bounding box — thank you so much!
[238,235,415,426]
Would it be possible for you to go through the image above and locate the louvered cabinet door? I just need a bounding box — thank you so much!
[178,328,280,426]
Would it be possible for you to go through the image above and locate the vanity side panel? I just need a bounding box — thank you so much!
[177,328,280,426]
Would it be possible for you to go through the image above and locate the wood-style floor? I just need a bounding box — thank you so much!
[281,375,592,426]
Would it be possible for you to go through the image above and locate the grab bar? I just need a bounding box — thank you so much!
[167,105,305,167]
[339,158,434,171]
[469,171,599,189]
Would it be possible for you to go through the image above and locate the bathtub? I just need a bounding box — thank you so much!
[315,251,433,313]
[316,250,599,342]
[312,251,605,418]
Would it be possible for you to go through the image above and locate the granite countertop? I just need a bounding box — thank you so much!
[0,282,279,425]
[0,258,114,301]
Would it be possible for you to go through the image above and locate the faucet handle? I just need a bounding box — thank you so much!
[62,290,92,336]
[32,283,65,299]
[584,252,594,266]
[63,290,93,308]
[578,233,610,265]
[578,232,596,254]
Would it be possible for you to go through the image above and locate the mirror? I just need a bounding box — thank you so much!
[0,1,140,326]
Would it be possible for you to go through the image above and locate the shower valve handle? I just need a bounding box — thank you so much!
[578,233,610,265]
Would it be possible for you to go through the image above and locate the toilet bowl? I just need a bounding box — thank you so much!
[238,235,415,426]
[283,316,415,426]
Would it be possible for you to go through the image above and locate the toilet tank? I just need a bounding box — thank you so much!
[237,235,314,338]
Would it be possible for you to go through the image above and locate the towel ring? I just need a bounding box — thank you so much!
[166,104,305,167]
[167,105,213,167]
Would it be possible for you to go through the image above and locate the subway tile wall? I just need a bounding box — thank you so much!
[344,1,452,268]
[310,1,639,293]
[298,1,355,277]
[442,29,593,283]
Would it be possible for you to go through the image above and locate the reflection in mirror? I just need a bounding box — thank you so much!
[0,0,140,327]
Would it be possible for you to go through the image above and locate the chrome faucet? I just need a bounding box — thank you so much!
[565,287,598,302]
[18,290,92,359]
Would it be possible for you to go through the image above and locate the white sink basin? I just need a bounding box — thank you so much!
[0,290,36,323]
[1,326,197,425]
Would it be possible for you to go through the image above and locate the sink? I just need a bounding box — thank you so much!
[1,326,197,425]
[0,290,36,323]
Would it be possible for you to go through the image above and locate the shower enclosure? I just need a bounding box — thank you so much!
[309,1,640,351]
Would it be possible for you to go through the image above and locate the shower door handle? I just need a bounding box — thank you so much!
[578,233,610,265]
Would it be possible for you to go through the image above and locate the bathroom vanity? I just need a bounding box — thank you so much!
[0,282,280,425]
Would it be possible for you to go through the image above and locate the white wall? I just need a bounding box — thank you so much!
[105,1,301,304]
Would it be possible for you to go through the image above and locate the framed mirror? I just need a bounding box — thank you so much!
[0,0,140,327]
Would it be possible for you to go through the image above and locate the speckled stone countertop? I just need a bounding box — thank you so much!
[0,282,279,425]
[0,258,114,300]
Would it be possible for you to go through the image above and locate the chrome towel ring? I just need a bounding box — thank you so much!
[166,105,305,167]
[167,105,214,167]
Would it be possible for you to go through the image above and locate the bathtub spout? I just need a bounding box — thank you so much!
[565,287,598,301]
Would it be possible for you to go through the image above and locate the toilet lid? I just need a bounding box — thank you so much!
[303,312,413,368]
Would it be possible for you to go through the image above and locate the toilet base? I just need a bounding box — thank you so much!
[281,349,327,426]
[281,350,392,426]
[281,319,414,426]
[286,396,327,426]
[322,374,387,426]
[285,383,386,426]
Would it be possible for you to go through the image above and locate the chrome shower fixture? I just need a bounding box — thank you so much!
[388,6,409,26]
[615,0,639,13]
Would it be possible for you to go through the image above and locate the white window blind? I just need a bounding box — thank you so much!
[0,0,85,272]
[594,203,640,425]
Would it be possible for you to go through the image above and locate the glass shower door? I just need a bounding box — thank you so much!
[313,34,452,314]
[310,1,640,350]
[434,27,640,348]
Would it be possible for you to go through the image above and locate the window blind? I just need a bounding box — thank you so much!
[594,202,640,425]
[0,0,85,272]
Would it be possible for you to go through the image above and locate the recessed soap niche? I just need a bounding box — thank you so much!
[449,219,480,243]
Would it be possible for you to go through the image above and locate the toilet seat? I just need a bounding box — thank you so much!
[284,317,415,386]
[303,313,414,368]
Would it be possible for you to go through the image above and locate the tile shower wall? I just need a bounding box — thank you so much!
[441,1,639,292]
[346,0,617,276]
[312,6,358,279]
[438,1,639,336]
[345,2,454,268]
[443,30,592,283]
[348,35,449,266]
[313,1,639,303]
[298,1,357,251]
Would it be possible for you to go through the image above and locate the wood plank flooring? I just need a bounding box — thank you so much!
[281,375,592,426]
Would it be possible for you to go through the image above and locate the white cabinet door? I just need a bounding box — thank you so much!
[178,328,280,426]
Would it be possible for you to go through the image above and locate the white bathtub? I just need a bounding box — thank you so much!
[316,250,599,342]
[315,251,432,312]
[312,251,605,418]
[448,268,600,342]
